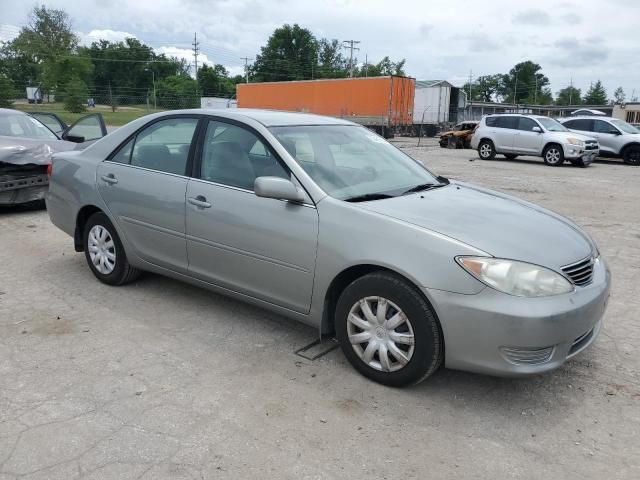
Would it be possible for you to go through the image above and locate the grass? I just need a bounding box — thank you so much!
[14,103,166,126]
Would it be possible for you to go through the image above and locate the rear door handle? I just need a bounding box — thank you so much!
[100,174,118,185]
[188,195,212,208]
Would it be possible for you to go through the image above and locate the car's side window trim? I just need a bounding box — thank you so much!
[104,114,204,176]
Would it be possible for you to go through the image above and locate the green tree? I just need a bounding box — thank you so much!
[498,61,549,104]
[0,75,17,107]
[62,77,88,113]
[197,63,234,96]
[7,6,90,97]
[463,74,502,102]
[251,24,318,82]
[583,80,607,105]
[316,39,347,78]
[556,85,581,105]
[81,38,187,105]
[359,56,406,77]
[613,86,626,104]
[155,75,198,109]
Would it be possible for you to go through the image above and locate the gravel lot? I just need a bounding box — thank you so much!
[1,139,638,479]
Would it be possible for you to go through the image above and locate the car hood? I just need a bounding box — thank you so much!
[0,136,78,166]
[357,182,593,268]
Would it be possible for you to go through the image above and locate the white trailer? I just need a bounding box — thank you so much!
[200,97,237,109]
[26,86,42,104]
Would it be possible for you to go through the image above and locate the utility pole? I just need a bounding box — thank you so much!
[468,70,473,101]
[513,68,519,106]
[569,76,573,105]
[364,54,368,77]
[534,76,538,104]
[241,57,251,83]
[342,39,360,78]
[192,32,200,80]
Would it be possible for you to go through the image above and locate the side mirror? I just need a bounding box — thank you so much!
[62,133,86,143]
[254,176,305,203]
[532,126,542,133]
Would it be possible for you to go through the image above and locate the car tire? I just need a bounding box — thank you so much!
[335,272,443,387]
[543,144,564,166]
[83,212,141,286]
[478,140,496,160]
[504,154,518,160]
[622,145,640,165]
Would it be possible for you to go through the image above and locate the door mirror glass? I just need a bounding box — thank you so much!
[63,114,107,143]
[254,176,305,203]
[532,126,542,133]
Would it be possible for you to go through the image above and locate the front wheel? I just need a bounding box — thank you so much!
[335,272,443,387]
[623,145,640,165]
[83,212,141,285]
[478,140,496,160]
[543,144,564,166]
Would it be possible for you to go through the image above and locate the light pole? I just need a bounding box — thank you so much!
[145,67,156,109]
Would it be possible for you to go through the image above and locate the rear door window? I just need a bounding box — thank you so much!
[495,116,518,130]
[130,118,199,175]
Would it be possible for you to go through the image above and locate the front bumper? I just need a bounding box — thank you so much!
[563,144,599,165]
[427,256,611,377]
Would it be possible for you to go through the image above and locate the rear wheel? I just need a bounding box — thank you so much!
[543,144,564,166]
[623,145,640,165]
[83,212,140,285]
[504,154,518,160]
[335,272,443,387]
[478,140,496,160]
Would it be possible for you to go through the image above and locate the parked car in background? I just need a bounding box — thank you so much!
[0,109,107,205]
[471,114,599,167]
[47,109,610,386]
[560,116,640,165]
[439,121,478,149]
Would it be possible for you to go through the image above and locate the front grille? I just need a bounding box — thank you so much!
[499,346,554,365]
[561,256,595,286]
[584,141,598,151]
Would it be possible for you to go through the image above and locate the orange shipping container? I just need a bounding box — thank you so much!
[236,76,415,128]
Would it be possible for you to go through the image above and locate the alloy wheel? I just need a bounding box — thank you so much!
[479,143,492,158]
[347,296,415,372]
[545,148,562,164]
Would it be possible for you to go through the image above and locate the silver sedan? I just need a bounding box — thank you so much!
[46,109,611,386]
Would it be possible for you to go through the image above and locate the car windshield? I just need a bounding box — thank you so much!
[0,113,58,140]
[537,117,568,132]
[610,119,639,134]
[270,125,440,201]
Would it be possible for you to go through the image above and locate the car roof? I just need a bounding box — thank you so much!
[484,113,549,119]
[165,108,357,127]
[561,116,615,121]
[0,108,28,118]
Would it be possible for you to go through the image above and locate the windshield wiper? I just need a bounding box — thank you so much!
[401,183,446,195]
[344,193,395,203]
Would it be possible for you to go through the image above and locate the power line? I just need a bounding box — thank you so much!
[342,39,360,78]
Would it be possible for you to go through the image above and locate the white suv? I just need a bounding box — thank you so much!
[471,114,599,167]
[560,116,640,165]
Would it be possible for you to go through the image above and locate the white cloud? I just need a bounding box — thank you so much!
[80,29,137,45]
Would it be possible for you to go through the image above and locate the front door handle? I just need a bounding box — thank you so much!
[188,195,212,208]
[100,174,118,185]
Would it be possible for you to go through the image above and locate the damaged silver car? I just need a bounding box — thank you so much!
[0,108,107,205]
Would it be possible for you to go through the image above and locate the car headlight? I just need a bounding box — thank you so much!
[456,257,574,297]
[566,137,584,147]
